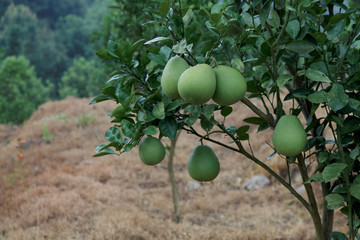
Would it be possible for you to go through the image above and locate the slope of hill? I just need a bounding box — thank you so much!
[0,97,346,239]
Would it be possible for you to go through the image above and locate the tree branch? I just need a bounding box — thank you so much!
[241,97,275,128]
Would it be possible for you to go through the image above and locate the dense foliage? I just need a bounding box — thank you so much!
[93,0,360,239]
[59,57,106,99]
[0,56,48,124]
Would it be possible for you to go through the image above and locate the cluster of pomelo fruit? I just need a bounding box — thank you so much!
[161,56,247,106]
[159,55,249,181]
[137,55,307,182]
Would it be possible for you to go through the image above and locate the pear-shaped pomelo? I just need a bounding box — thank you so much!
[187,145,220,182]
[178,64,216,105]
[272,115,307,157]
[161,56,190,99]
[139,136,166,165]
[212,65,247,106]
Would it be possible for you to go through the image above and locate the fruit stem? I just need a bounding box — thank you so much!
[208,56,218,67]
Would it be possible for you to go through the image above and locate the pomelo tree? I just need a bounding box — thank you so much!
[92,1,360,239]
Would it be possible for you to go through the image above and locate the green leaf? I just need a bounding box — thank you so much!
[94,144,117,157]
[106,73,128,84]
[276,74,292,87]
[310,32,328,44]
[166,99,186,111]
[121,119,137,138]
[148,45,171,66]
[327,84,350,112]
[350,146,359,159]
[129,39,146,56]
[205,20,220,35]
[211,3,223,23]
[110,105,126,118]
[349,98,360,112]
[307,90,328,103]
[241,12,253,26]
[231,58,245,73]
[259,1,271,26]
[330,13,351,24]
[95,144,107,153]
[339,117,360,135]
[107,40,119,58]
[322,163,347,182]
[305,69,331,83]
[182,9,193,27]
[286,40,314,54]
[184,105,201,126]
[93,148,116,157]
[236,125,250,136]
[243,117,266,125]
[153,102,165,119]
[236,125,250,140]
[291,88,312,98]
[221,106,233,117]
[330,231,349,240]
[89,95,112,105]
[173,39,191,54]
[96,49,112,61]
[327,19,346,40]
[105,127,122,143]
[144,37,172,45]
[143,125,157,136]
[304,173,324,183]
[137,110,147,122]
[332,184,347,194]
[158,0,171,17]
[267,9,280,28]
[200,115,214,132]
[159,117,178,140]
[350,175,360,200]
[318,151,329,163]
[325,193,344,210]
[102,86,117,99]
[202,104,216,120]
[115,89,131,106]
[285,20,300,39]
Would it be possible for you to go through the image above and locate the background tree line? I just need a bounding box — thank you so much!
[0,0,112,124]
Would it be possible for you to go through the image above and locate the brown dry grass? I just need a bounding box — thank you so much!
[0,96,347,240]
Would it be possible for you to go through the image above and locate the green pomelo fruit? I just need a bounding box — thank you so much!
[212,65,247,106]
[139,136,166,165]
[178,64,216,105]
[187,145,220,182]
[272,115,307,157]
[161,56,190,99]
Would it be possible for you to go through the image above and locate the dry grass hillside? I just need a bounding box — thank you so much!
[0,96,347,240]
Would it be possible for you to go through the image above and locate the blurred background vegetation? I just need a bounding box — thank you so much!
[0,0,112,124]
[0,0,211,124]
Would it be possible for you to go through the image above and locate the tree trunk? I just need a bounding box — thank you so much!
[168,132,181,223]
